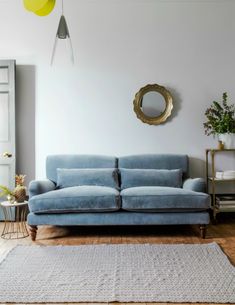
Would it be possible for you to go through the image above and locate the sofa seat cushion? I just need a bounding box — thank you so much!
[29,186,120,214]
[121,186,210,212]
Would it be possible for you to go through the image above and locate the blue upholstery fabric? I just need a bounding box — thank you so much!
[120,168,182,190]
[57,168,119,189]
[121,186,210,212]
[183,178,206,193]
[47,155,118,183]
[119,154,189,178]
[27,211,210,226]
[27,154,210,234]
[29,186,120,214]
[29,180,56,198]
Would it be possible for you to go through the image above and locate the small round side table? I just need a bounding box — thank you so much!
[1,201,29,239]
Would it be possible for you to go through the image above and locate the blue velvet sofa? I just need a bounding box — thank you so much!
[27,154,210,240]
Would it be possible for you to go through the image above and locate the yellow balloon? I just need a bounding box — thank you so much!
[34,0,56,16]
[23,0,50,12]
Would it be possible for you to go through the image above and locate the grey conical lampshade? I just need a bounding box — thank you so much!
[57,15,70,38]
[51,12,74,64]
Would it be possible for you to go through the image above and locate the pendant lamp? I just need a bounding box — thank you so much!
[23,0,55,16]
[51,0,74,65]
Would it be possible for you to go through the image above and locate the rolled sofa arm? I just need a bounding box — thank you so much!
[183,178,206,193]
[29,180,56,198]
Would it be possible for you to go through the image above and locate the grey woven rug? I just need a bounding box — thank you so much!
[0,243,234,303]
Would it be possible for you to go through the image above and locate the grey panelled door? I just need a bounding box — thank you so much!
[0,60,15,220]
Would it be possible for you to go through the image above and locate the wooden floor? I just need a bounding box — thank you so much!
[0,212,235,305]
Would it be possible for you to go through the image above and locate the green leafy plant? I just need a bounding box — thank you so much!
[204,92,235,136]
[0,185,13,198]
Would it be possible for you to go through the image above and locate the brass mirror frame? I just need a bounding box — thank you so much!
[133,84,173,125]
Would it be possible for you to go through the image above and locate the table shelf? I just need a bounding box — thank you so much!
[208,177,235,182]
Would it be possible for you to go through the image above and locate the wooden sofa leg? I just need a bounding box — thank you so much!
[199,224,207,239]
[28,225,38,241]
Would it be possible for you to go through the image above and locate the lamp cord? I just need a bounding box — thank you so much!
[62,0,64,14]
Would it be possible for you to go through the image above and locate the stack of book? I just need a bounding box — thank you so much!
[215,170,235,179]
[216,194,235,211]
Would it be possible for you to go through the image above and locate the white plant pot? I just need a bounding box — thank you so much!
[218,133,235,149]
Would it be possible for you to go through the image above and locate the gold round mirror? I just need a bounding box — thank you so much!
[133,84,173,125]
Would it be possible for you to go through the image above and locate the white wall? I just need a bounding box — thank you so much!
[1,0,235,184]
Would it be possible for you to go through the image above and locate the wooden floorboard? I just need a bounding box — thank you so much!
[0,212,234,305]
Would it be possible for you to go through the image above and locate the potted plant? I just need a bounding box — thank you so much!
[204,92,235,148]
[0,185,14,202]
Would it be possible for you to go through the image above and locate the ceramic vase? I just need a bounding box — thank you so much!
[218,133,235,149]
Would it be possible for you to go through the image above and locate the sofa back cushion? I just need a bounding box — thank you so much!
[57,168,119,189]
[118,154,188,178]
[46,155,118,183]
[120,168,183,189]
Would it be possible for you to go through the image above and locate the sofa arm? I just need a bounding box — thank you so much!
[29,180,56,198]
[183,178,206,193]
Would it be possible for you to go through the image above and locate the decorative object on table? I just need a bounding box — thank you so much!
[0,201,29,239]
[218,133,235,149]
[216,194,235,212]
[0,174,26,203]
[0,243,234,303]
[218,140,224,150]
[51,0,74,65]
[23,0,56,16]
[204,92,235,149]
[133,84,173,125]
[0,185,14,202]
[216,170,235,180]
[13,175,27,203]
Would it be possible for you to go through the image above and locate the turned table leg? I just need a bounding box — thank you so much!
[199,224,207,239]
[28,225,38,241]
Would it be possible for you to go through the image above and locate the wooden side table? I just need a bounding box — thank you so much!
[206,148,235,221]
[0,201,29,239]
